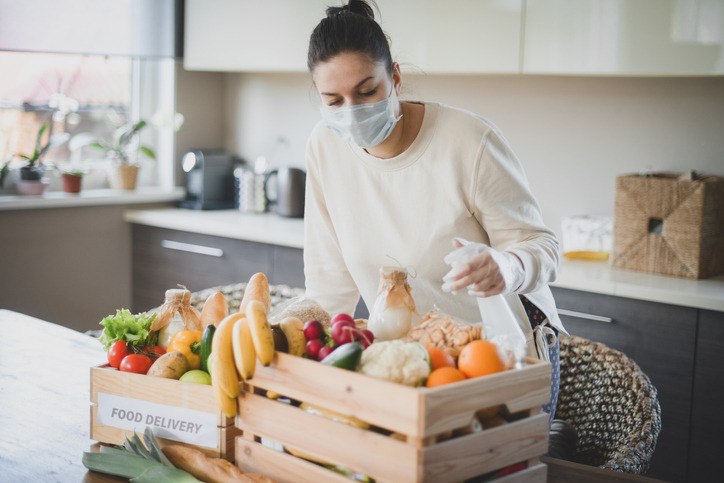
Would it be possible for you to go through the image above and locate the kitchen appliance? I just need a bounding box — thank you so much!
[178,150,236,210]
[265,166,306,218]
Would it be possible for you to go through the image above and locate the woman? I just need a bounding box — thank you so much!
[303,0,564,419]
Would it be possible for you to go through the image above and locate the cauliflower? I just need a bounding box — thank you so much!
[358,340,431,387]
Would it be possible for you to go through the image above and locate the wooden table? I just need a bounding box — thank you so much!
[0,309,665,482]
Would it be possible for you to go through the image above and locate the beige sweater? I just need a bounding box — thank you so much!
[303,102,563,330]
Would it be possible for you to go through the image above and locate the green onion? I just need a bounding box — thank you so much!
[82,427,201,482]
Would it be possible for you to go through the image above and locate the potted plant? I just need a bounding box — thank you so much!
[0,122,69,195]
[90,120,156,190]
[61,169,84,194]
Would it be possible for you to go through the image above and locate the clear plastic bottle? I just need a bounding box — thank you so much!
[367,267,418,341]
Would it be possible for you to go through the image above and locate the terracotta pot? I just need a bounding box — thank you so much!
[109,164,139,190]
[62,173,83,193]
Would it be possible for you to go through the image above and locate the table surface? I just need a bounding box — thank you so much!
[0,309,664,482]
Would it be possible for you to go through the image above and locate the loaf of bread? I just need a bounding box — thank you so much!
[239,272,271,315]
[200,291,229,328]
[161,445,260,483]
[404,308,482,358]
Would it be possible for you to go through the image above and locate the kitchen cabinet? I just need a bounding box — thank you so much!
[523,0,724,75]
[185,0,723,76]
[688,309,724,482]
[131,225,304,311]
[184,0,522,74]
[184,0,327,72]
[552,287,710,482]
[379,0,522,74]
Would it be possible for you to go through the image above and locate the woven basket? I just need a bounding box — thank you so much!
[187,282,305,314]
[554,334,662,474]
[612,171,724,279]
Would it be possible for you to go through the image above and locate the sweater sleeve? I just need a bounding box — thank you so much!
[302,135,361,316]
[472,127,560,294]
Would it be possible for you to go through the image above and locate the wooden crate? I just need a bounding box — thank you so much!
[90,365,240,460]
[234,352,551,482]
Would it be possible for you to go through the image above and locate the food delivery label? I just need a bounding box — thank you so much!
[97,392,217,448]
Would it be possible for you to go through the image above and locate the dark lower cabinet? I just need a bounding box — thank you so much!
[131,225,305,312]
[551,287,698,483]
[688,309,724,483]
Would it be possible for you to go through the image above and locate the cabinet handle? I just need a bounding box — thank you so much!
[557,308,613,324]
[160,240,224,258]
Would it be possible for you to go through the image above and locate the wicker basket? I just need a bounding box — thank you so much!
[554,335,661,474]
[612,171,724,279]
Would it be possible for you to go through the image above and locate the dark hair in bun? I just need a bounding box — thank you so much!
[307,0,393,74]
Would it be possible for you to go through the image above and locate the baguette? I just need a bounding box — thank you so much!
[161,445,256,483]
[239,272,271,315]
[200,291,229,328]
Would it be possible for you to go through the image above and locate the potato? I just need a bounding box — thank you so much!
[147,351,190,379]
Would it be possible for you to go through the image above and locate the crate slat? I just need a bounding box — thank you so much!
[421,360,551,436]
[237,392,418,482]
[235,439,352,483]
[250,352,423,436]
[421,412,549,482]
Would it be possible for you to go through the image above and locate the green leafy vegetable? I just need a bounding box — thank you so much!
[82,427,201,482]
[98,309,158,351]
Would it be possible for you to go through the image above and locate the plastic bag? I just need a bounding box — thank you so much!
[442,240,535,362]
[268,295,331,327]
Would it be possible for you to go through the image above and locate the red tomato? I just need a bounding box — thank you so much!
[119,354,153,374]
[108,341,129,368]
[142,345,166,360]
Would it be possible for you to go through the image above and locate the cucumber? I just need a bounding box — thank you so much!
[320,342,364,370]
[200,324,215,373]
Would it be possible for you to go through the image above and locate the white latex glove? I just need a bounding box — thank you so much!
[442,238,525,297]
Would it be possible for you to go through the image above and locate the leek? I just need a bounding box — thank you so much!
[82,427,201,482]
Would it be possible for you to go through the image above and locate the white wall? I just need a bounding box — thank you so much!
[222,72,724,239]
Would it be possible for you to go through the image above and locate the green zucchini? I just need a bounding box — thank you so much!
[320,342,364,370]
[200,324,215,373]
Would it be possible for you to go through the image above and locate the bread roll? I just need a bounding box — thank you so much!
[161,445,256,483]
[200,291,229,328]
[239,272,271,315]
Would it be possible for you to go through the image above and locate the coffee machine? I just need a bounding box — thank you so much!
[178,150,237,210]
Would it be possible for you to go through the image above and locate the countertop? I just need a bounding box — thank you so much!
[0,187,185,211]
[124,208,724,312]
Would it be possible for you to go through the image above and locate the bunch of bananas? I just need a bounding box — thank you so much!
[209,300,276,418]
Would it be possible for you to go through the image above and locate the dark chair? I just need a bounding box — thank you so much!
[552,334,662,474]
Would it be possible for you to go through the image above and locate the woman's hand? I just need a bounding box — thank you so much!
[442,239,525,297]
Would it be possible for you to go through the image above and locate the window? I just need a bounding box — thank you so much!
[0,51,178,192]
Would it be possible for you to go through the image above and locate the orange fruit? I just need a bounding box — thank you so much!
[426,367,467,387]
[426,347,456,371]
[457,340,506,378]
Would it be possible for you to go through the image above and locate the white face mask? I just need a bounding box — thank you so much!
[320,88,401,149]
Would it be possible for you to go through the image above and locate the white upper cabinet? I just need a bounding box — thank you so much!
[380,0,523,74]
[523,0,724,75]
[185,0,724,75]
[184,0,328,72]
[184,0,522,74]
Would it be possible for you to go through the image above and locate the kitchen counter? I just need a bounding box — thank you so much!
[124,208,304,249]
[0,187,185,211]
[124,208,724,312]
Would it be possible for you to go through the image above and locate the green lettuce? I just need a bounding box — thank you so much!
[98,309,158,351]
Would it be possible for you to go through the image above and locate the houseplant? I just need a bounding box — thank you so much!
[60,169,84,193]
[90,120,156,190]
[0,122,69,195]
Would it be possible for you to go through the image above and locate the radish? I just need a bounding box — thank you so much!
[331,313,354,326]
